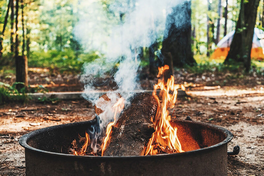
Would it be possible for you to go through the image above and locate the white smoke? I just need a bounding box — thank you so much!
[95,92,121,128]
[90,92,122,153]
[76,0,187,141]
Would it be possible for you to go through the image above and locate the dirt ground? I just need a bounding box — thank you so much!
[1,68,264,175]
[0,89,264,175]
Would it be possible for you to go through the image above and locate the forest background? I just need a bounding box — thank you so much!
[0,0,264,88]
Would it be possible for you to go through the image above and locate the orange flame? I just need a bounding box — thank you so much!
[74,132,90,156]
[101,97,125,156]
[142,65,184,155]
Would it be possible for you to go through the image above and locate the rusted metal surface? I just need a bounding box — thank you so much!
[19,119,233,176]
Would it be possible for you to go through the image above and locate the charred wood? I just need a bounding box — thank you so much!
[104,93,157,156]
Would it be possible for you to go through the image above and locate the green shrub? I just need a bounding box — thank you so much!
[188,55,262,74]
[29,49,101,73]
[0,82,29,104]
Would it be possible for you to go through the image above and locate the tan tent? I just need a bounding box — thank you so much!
[211,28,264,61]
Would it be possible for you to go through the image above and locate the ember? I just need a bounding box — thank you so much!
[71,132,90,156]
[70,95,124,156]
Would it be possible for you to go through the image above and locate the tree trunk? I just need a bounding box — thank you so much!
[216,0,222,44]
[2,0,11,36]
[26,27,30,59]
[15,0,19,58]
[149,41,157,76]
[21,0,25,56]
[15,0,28,90]
[161,0,196,68]
[192,26,196,46]
[262,0,264,28]
[207,0,212,57]
[11,0,14,53]
[224,0,260,72]
[0,0,11,58]
[224,0,228,36]
[15,55,28,90]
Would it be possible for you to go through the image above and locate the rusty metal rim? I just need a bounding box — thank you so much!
[19,119,233,159]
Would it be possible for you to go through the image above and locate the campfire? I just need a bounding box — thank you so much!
[19,65,234,175]
[70,65,200,156]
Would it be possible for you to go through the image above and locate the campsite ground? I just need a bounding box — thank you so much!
[0,67,264,175]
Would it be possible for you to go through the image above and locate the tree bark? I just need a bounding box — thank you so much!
[2,0,11,36]
[224,0,228,36]
[15,0,19,58]
[162,52,174,83]
[15,56,28,90]
[216,0,222,44]
[0,0,11,58]
[104,93,157,156]
[21,0,25,56]
[149,42,157,76]
[224,0,260,72]
[191,26,196,46]
[207,0,212,57]
[262,0,264,28]
[161,0,196,68]
[15,0,28,90]
[26,27,30,59]
[11,0,14,53]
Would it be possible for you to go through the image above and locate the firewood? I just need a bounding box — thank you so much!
[95,93,122,115]
[94,94,111,115]
[104,93,158,156]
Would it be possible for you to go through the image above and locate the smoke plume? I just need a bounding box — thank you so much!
[75,0,187,148]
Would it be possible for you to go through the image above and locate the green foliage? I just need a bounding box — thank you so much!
[0,0,8,30]
[0,82,29,104]
[38,0,78,51]
[28,84,50,94]
[251,61,264,75]
[185,60,221,74]
[189,55,264,75]
[0,53,15,66]
[244,0,249,3]
[37,96,59,104]
[29,49,100,73]
[0,0,261,75]
[0,67,15,77]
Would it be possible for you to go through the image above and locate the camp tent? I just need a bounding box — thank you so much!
[211,28,264,61]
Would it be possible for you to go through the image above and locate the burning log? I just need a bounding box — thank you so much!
[95,93,122,116]
[103,93,158,156]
